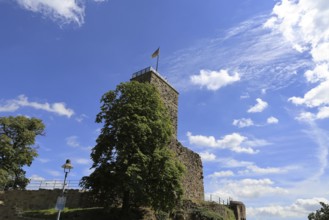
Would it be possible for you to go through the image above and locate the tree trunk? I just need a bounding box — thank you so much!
[121,190,130,219]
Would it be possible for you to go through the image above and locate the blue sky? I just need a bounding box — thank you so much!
[1,0,329,219]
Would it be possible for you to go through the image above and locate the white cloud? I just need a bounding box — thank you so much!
[249,197,329,219]
[66,136,80,147]
[208,171,234,178]
[16,0,85,25]
[265,0,329,53]
[240,93,250,99]
[166,13,307,93]
[297,106,329,121]
[267,0,329,120]
[304,123,329,179]
[232,118,254,128]
[29,174,45,181]
[248,98,268,113]
[0,95,74,117]
[216,158,290,176]
[46,170,61,177]
[267,116,279,124]
[190,69,240,91]
[317,106,329,119]
[289,81,329,107]
[0,102,19,112]
[75,114,88,123]
[296,111,315,122]
[74,158,90,165]
[83,167,95,176]
[304,63,329,83]
[244,138,271,148]
[211,178,287,200]
[37,158,50,163]
[14,0,107,26]
[219,158,254,168]
[239,165,291,175]
[199,151,216,162]
[187,132,267,154]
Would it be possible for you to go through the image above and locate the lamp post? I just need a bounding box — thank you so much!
[56,159,73,220]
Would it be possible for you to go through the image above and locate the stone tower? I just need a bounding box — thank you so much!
[131,67,204,202]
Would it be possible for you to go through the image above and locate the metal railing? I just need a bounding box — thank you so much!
[25,180,81,190]
[131,66,178,93]
[132,66,157,78]
[205,194,234,205]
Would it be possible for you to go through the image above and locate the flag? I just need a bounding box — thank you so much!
[151,47,160,58]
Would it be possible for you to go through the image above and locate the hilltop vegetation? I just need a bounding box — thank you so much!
[0,116,45,190]
[21,201,235,220]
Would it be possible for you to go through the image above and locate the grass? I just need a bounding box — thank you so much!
[22,207,155,220]
[22,207,107,220]
[21,201,236,220]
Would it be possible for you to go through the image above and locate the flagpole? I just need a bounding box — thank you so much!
[156,53,159,72]
[151,47,160,72]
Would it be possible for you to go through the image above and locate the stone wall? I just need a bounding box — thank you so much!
[173,141,204,201]
[0,189,93,219]
[0,189,92,210]
[131,67,204,202]
[131,68,179,137]
[229,201,246,220]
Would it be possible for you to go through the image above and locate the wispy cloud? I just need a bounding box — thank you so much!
[0,95,74,118]
[303,122,329,179]
[164,15,310,92]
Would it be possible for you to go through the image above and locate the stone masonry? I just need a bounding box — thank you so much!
[229,201,246,220]
[131,67,204,202]
[0,189,94,220]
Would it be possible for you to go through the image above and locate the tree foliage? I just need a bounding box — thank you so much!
[0,116,45,189]
[80,81,184,215]
[308,202,329,220]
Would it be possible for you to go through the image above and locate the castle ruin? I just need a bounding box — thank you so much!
[131,67,204,202]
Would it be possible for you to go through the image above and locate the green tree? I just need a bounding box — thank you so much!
[308,202,329,220]
[80,81,184,216]
[0,116,45,189]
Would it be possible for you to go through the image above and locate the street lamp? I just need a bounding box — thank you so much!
[56,159,73,220]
